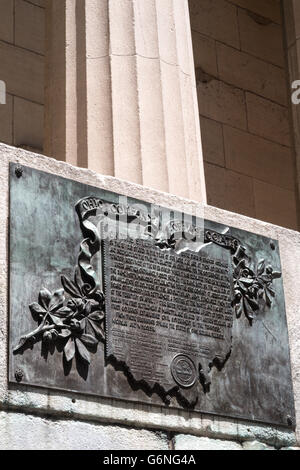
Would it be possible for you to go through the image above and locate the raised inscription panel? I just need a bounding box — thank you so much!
[108,239,233,339]
[9,164,295,428]
[106,238,233,394]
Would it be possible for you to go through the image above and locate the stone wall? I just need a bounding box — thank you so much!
[0,0,299,232]
[0,410,298,450]
[0,143,299,450]
[0,0,45,152]
[189,0,299,230]
[284,1,300,234]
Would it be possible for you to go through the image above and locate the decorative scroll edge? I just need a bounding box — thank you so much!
[13,199,106,371]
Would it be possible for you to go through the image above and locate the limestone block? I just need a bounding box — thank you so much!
[174,435,242,450]
[0,411,169,450]
[29,0,45,6]
[238,8,284,67]
[204,163,255,217]
[217,43,287,105]
[0,42,44,104]
[236,421,296,448]
[229,0,282,24]
[200,116,225,166]
[0,0,14,43]
[13,97,44,151]
[246,93,291,147]
[242,440,274,450]
[197,79,247,130]
[15,0,45,55]
[189,0,240,49]
[223,125,295,191]
[191,31,218,77]
[277,232,300,443]
[281,447,300,450]
[253,180,298,230]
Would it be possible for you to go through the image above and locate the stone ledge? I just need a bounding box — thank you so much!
[174,435,243,450]
[0,143,298,449]
[0,410,169,451]
[1,408,298,451]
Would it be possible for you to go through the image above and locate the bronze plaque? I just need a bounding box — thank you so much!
[9,163,295,428]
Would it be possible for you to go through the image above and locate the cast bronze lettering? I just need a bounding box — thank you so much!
[105,237,234,397]
[9,164,295,428]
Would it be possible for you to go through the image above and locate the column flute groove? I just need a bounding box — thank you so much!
[109,0,143,184]
[44,0,207,202]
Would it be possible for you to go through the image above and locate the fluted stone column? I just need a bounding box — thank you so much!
[44,0,77,166]
[44,0,206,202]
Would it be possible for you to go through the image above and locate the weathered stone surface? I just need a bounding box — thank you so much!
[238,8,284,67]
[192,31,218,78]
[13,97,43,150]
[217,43,287,105]
[253,180,298,231]
[197,79,247,130]
[28,0,45,6]
[0,143,298,449]
[246,93,291,147]
[0,42,44,104]
[0,411,168,450]
[189,0,240,48]
[204,163,255,217]
[174,435,242,450]
[236,421,295,448]
[223,126,295,191]
[200,117,225,167]
[0,0,14,43]
[242,440,274,450]
[281,447,300,450]
[15,0,45,55]
[229,0,282,24]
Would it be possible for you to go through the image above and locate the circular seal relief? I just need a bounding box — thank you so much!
[171,355,197,388]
